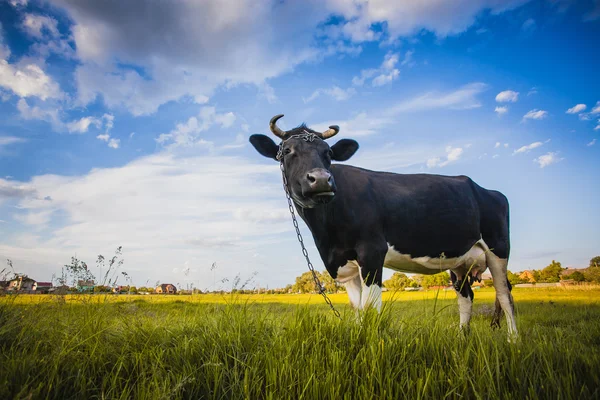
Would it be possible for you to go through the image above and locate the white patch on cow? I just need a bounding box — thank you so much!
[360,282,382,312]
[384,239,489,276]
[487,252,518,341]
[336,260,360,283]
[456,292,473,327]
[344,274,362,309]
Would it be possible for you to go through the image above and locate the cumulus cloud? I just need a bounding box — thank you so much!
[108,138,120,149]
[66,116,102,133]
[513,141,543,154]
[0,152,299,286]
[353,51,400,87]
[21,14,60,39]
[591,101,600,114]
[23,0,531,116]
[157,106,236,148]
[523,109,548,121]
[426,146,463,168]
[587,139,597,147]
[0,60,63,100]
[534,152,563,168]
[495,106,508,116]
[96,133,109,142]
[495,90,519,103]
[566,104,586,114]
[303,86,356,103]
[16,98,62,129]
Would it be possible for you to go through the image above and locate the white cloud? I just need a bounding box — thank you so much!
[157,106,236,148]
[0,136,27,148]
[312,112,394,138]
[0,60,62,100]
[513,141,543,154]
[372,69,400,87]
[426,146,463,168]
[108,138,120,149]
[21,14,60,39]
[353,51,400,87]
[523,109,548,121]
[96,134,110,142]
[401,50,415,67]
[578,113,592,121]
[566,104,586,114]
[495,142,501,148]
[303,86,356,103]
[16,98,62,129]
[534,152,563,168]
[332,0,532,39]
[0,152,302,286]
[41,0,531,116]
[595,120,600,130]
[387,82,487,113]
[495,106,508,115]
[66,116,102,134]
[587,139,597,147]
[495,90,519,103]
[591,101,600,114]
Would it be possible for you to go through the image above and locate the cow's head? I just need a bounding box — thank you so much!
[249,114,359,208]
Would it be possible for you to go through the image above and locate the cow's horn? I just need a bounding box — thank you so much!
[269,114,286,138]
[321,125,339,139]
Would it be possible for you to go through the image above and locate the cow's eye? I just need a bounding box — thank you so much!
[328,149,333,158]
[284,148,292,155]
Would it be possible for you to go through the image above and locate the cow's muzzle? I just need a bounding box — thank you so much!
[302,168,336,203]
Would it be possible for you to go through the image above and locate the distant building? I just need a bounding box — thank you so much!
[2,276,36,291]
[156,283,177,294]
[36,282,53,293]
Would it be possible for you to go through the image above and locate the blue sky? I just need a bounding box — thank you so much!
[0,0,599,290]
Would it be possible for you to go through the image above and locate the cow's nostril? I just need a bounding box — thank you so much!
[307,174,316,183]
[327,175,333,184]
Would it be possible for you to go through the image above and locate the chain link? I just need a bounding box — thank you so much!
[278,148,341,320]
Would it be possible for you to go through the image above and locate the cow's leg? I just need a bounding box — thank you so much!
[487,252,518,340]
[357,244,386,312]
[344,274,363,309]
[450,269,473,330]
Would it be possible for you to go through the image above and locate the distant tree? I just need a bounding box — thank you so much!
[566,271,585,282]
[590,256,600,269]
[507,270,523,285]
[584,265,600,283]
[383,273,413,291]
[539,260,563,283]
[292,271,340,293]
[421,272,450,289]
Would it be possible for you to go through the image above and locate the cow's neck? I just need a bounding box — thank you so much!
[294,201,334,247]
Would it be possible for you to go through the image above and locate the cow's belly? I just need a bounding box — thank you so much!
[383,240,489,276]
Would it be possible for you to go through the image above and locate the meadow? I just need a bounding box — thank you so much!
[1,287,599,399]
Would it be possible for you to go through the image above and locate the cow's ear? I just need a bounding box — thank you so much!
[249,134,279,160]
[330,139,359,161]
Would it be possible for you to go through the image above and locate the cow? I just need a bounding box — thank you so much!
[249,114,517,339]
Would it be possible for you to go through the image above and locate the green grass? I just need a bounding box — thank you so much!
[1,288,599,399]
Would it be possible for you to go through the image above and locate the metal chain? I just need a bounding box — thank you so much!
[278,146,341,319]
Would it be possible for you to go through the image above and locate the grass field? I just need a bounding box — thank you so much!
[1,287,599,399]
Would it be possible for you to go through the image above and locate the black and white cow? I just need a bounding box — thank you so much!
[250,115,517,338]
